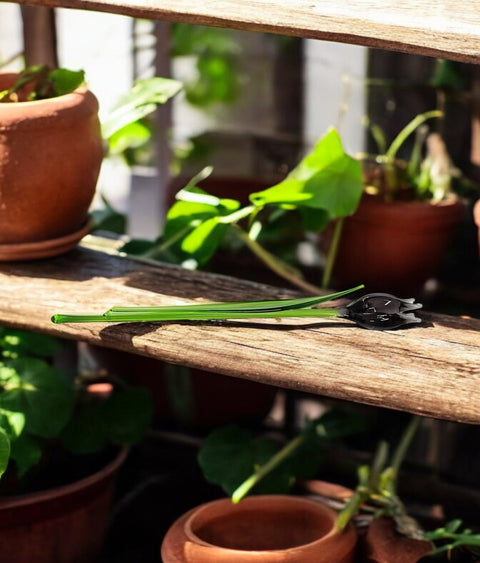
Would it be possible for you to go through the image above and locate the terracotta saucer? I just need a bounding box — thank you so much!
[0,221,91,261]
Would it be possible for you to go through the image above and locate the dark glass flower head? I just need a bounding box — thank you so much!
[339,293,423,330]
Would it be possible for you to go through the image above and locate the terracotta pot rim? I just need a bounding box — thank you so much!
[184,495,344,552]
[0,447,128,510]
[0,72,98,130]
[0,71,90,105]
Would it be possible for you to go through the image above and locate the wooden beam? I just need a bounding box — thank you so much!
[1,243,479,424]
[13,0,480,64]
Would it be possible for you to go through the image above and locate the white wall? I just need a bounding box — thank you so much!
[303,40,368,155]
[0,3,23,69]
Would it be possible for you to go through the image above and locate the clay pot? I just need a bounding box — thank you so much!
[474,199,480,257]
[87,345,277,430]
[0,72,103,260]
[161,495,357,562]
[300,481,432,563]
[364,517,432,563]
[0,447,127,563]
[325,193,466,295]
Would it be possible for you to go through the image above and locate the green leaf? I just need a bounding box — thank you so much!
[90,206,127,235]
[0,358,75,438]
[180,218,228,266]
[102,386,153,445]
[60,400,108,454]
[107,120,151,156]
[120,238,157,256]
[0,427,10,478]
[102,77,183,140]
[160,185,240,266]
[9,433,42,477]
[0,327,63,359]
[198,425,300,497]
[198,426,275,495]
[61,385,153,454]
[0,408,25,439]
[305,407,369,443]
[249,128,363,222]
[48,68,85,96]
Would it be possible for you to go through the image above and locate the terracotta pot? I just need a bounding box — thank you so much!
[474,199,480,257]
[364,516,432,563]
[87,345,277,429]
[161,495,357,562]
[0,447,127,563]
[300,481,432,563]
[0,72,103,260]
[325,194,466,295]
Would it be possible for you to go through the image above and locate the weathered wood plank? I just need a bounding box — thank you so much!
[13,0,480,63]
[0,244,479,424]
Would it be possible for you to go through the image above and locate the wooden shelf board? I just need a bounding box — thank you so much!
[1,244,479,424]
[14,0,480,63]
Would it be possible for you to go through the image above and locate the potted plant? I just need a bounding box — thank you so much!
[0,325,153,562]
[160,494,358,562]
[0,64,182,261]
[324,110,467,295]
[192,413,480,562]
[0,65,103,260]
[161,408,364,562]
[119,127,364,294]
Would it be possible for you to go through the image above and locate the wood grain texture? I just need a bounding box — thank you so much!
[0,245,479,424]
[12,0,480,63]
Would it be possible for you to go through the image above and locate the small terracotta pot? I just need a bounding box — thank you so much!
[474,199,480,257]
[161,495,357,562]
[0,72,103,260]
[364,516,432,563]
[324,193,465,295]
[0,447,127,563]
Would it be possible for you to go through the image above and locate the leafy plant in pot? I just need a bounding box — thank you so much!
[190,412,480,562]
[0,326,153,563]
[0,66,102,261]
[119,127,364,295]
[324,110,467,295]
[0,64,182,261]
[161,407,364,562]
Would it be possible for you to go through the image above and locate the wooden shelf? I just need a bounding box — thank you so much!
[1,243,479,424]
[14,0,480,63]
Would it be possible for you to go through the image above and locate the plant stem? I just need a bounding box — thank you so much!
[389,415,421,487]
[322,218,344,289]
[231,434,305,503]
[234,227,326,295]
[386,110,443,160]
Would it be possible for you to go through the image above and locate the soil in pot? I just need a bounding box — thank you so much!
[0,447,127,563]
[161,495,357,562]
[0,72,103,260]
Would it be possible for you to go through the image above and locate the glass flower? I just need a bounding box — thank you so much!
[339,293,423,330]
